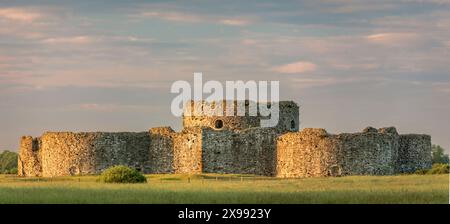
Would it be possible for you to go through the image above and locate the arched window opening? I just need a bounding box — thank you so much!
[215,119,224,129]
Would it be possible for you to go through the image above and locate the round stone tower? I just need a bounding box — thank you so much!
[182,100,300,133]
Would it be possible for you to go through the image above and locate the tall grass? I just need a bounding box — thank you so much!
[0,174,448,204]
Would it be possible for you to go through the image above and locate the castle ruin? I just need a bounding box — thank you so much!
[18,101,432,177]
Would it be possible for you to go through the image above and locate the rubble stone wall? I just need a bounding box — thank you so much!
[149,127,175,173]
[182,100,299,133]
[18,126,432,177]
[276,127,430,178]
[202,128,278,176]
[173,127,203,174]
[18,136,42,177]
[36,132,151,177]
[397,134,432,173]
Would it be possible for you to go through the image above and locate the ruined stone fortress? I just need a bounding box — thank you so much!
[18,100,432,178]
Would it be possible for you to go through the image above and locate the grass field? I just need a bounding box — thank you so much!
[0,174,448,204]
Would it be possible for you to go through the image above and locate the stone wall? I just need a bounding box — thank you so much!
[276,129,330,178]
[173,127,203,174]
[149,127,175,173]
[18,126,432,178]
[397,134,432,173]
[18,136,42,177]
[182,100,299,133]
[276,127,431,178]
[183,100,260,131]
[36,132,151,177]
[328,130,398,176]
[276,101,300,133]
[19,132,152,177]
[202,127,278,176]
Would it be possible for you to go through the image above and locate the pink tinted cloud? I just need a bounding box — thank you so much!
[366,32,421,45]
[219,19,252,26]
[137,11,253,26]
[0,8,41,23]
[273,61,317,74]
[61,103,163,113]
[42,36,95,44]
[433,82,450,93]
[139,11,202,23]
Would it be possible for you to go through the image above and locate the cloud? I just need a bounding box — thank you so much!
[291,77,337,87]
[62,103,161,112]
[0,8,41,23]
[10,66,175,90]
[432,82,450,93]
[401,0,450,4]
[366,32,421,45]
[331,62,379,71]
[42,36,95,44]
[290,76,386,89]
[273,61,317,74]
[445,40,450,47]
[138,11,202,23]
[219,19,252,26]
[241,39,258,45]
[136,10,252,26]
[74,103,110,111]
[327,3,397,13]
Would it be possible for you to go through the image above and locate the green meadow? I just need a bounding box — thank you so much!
[0,174,448,204]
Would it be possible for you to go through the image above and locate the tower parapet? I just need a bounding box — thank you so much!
[182,100,299,133]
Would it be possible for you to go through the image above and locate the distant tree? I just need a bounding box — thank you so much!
[0,150,18,174]
[431,145,449,164]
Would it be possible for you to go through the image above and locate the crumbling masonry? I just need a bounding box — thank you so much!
[18,101,432,177]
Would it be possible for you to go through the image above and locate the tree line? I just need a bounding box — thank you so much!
[0,150,18,174]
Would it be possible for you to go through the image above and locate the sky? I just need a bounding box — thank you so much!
[0,0,449,152]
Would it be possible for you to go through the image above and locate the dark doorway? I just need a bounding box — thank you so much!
[290,120,296,130]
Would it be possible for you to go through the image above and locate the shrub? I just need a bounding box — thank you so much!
[414,169,428,175]
[415,163,449,175]
[99,165,147,183]
[428,163,449,174]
